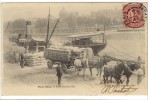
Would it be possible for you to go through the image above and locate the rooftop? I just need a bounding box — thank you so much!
[32,37,45,42]
[67,32,103,38]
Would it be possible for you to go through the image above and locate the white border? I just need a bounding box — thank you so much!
[1,96,148,99]
[0,0,148,99]
[0,0,148,3]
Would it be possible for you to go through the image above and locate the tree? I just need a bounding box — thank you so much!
[35,18,47,33]
[11,19,26,29]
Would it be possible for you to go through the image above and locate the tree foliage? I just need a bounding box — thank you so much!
[9,8,123,34]
[11,19,26,29]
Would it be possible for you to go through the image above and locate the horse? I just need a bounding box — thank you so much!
[88,56,108,77]
[123,62,139,85]
[103,61,138,85]
[74,56,108,79]
[103,61,126,85]
[74,58,86,78]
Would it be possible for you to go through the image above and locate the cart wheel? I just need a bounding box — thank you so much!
[62,64,67,73]
[47,60,53,69]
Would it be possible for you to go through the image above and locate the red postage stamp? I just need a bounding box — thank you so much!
[123,3,145,28]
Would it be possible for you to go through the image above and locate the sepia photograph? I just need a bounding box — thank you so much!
[1,2,147,96]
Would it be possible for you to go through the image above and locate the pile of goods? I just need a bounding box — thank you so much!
[44,45,95,62]
[44,45,85,61]
[24,52,47,67]
[49,45,82,53]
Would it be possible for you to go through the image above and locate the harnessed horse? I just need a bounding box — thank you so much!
[74,55,107,79]
[103,61,139,85]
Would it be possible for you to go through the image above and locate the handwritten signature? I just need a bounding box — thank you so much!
[101,85,138,95]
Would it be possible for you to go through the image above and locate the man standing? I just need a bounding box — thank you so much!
[127,65,144,85]
[13,51,16,63]
[20,53,24,68]
[136,66,144,85]
[137,56,145,76]
[81,49,89,67]
[15,51,20,64]
[56,62,63,86]
[9,51,14,64]
[137,56,142,66]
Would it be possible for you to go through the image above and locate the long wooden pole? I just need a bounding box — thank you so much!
[48,19,59,41]
[46,7,50,48]
[5,21,10,33]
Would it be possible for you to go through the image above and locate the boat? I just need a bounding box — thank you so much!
[64,32,107,56]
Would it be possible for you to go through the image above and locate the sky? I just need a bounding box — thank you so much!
[2,3,124,22]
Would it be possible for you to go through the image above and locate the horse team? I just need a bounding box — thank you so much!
[74,55,141,85]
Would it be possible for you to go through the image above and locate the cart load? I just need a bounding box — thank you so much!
[44,45,95,70]
[44,47,71,62]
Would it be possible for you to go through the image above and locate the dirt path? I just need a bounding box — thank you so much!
[2,63,147,96]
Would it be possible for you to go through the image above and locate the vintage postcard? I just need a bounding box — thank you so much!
[1,3,148,96]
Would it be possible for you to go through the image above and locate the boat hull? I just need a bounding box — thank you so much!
[90,43,107,56]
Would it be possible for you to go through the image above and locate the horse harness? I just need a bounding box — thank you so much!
[114,64,123,76]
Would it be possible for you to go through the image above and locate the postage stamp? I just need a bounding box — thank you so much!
[123,3,145,28]
[1,3,147,96]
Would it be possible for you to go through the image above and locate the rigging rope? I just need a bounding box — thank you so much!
[107,43,138,59]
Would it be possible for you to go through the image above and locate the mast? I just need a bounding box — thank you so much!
[103,23,107,44]
[5,21,10,33]
[104,24,105,33]
[48,19,59,41]
[46,6,50,48]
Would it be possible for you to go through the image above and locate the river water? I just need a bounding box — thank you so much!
[33,30,146,61]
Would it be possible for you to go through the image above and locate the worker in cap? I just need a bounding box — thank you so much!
[127,62,144,85]
[137,56,145,75]
[56,62,63,86]
[137,56,142,66]
[20,52,24,68]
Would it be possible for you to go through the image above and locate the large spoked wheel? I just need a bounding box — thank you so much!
[47,60,53,69]
[62,64,67,73]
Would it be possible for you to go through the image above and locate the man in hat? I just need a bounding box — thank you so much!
[15,51,20,64]
[9,50,15,64]
[137,56,145,76]
[127,64,144,85]
[81,49,89,67]
[56,62,63,86]
[137,56,142,66]
[20,52,24,68]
